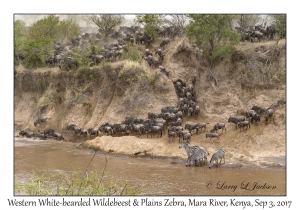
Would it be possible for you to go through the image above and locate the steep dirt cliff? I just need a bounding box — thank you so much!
[14,37,286,169]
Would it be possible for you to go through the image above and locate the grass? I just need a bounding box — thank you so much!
[118,60,144,84]
[14,153,142,196]
[121,42,143,62]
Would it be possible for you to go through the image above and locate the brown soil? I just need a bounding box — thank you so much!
[14,37,286,169]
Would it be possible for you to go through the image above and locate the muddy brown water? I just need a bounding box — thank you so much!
[14,137,286,196]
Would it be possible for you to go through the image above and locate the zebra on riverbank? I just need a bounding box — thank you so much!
[179,142,201,158]
[208,148,226,169]
[186,148,209,167]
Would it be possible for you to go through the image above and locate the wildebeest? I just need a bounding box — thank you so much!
[67,124,76,130]
[168,131,177,143]
[252,113,261,123]
[79,128,88,139]
[250,31,264,42]
[99,125,113,136]
[155,48,164,60]
[72,125,81,134]
[127,123,144,137]
[34,116,51,127]
[172,118,182,127]
[206,133,220,141]
[194,106,200,117]
[113,124,129,136]
[44,128,55,136]
[265,109,274,124]
[228,116,245,129]
[157,66,169,77]
[237,121,250,131]
[52,131,64,140]
[210,123,226,133]
[188,107,194,117]
[159,38,170,49]
[88,128,99,137]
[195,123,210,133]
[182,132,192,144]
[185,122,204,134]
[144,125,163,138]
[251,105,268,115]
[245,110,256,121]
[33,133,47,140]
[176,129,190,143]
[19,130,35,138]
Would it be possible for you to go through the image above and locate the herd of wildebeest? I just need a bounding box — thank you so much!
[41,23,275,73]
[17,75,285,168]
[16,24,284,168]
[43,25,174,73]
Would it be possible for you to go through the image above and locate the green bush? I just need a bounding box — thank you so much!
[121,42,142,62]
[22,39,52,69]
[60,48,91,71]
[15,169,141,196]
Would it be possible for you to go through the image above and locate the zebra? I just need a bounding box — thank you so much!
[179,142,201,158]
[186,148,209,167]
[208,148,226,169]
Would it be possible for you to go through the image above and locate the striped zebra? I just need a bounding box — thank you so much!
[179,142,201,158]
[208,148,226,169]
[186,148,209,167]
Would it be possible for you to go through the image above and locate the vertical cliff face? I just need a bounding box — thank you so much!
[14,60,179,133]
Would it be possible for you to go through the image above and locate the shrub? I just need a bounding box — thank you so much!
[22,39,52,69]
[121,42,142,62]
[15,169,141,196]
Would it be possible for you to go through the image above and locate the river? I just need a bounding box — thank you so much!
[14,137,286,196]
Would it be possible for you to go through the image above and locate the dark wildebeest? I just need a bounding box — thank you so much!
[206,133,220,141]
[251,105,268,115]
[252,114,261,123]
[79,128,88,139]
[228,116,245,129]
[19,130,35,138]
[72,125,81,134]
[33,133,47,140]
[168,131,177,143]
[145,125,163,138]
[34,116,51,127]
[159,38,170,49]
[99,125,113,136]
[52,131,64,140]
[182,132,192,144]
[237,121,250,131]
[88,128,99,137]
[210,123,226,133]
[44,128,55,136]
[155,48,164,60]
[265,109,274,124]
[67,124,76,130]
[245,110,256,122]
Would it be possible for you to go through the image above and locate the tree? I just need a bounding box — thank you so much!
[27,15,60,42]
[185,14,240,61]
[90,15,125,37]
[57,18,80,43]
[22,39,52,69]
[14,20,27,64]
[162,15,190,37]
[271,14,286,39]
[237,14,261,31]
[135,14,163,41]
